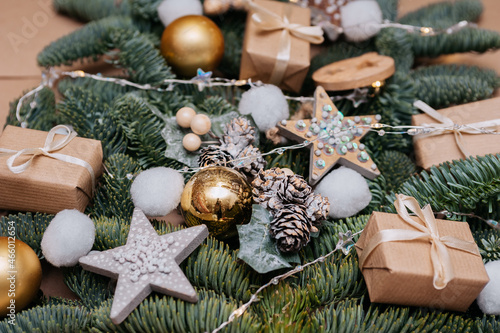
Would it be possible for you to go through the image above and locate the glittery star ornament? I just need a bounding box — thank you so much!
[277,86,380,185]
[79,208,209,324]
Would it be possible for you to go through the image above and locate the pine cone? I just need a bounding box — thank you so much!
[220,117,256,157]
[198,145,233,167]
[270,204,312,253]
[304,194,330,225]
[252,168,288,210]
[277,174,312,205]
[234,145,267,181]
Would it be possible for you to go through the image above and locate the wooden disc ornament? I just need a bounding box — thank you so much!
[0,237,42,317]
[160,15,224,77]
[312,52,395,91]
[180,166,253,240]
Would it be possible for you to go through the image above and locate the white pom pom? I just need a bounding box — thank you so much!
[130,167,184,217]
[41,210,95,267]
[314,167,372,218]
[340,0,383,42]
[157,0,203,27]
[238,84,289,132]
[477,260,500,315]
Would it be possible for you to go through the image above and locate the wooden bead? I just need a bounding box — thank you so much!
[190,114,212,135]
[176,107,196,128]
[183,133,201,151]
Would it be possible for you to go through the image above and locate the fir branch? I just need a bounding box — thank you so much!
[398,0,483,27]
[106,28,174,85]
[90,290,262,332]
[376,150,417,192]
[37,15,135,67]
[299,253,365,306]
[64,266,114,309]
[364,174,389,213]
[375,28,414,74]
[58,77,133,106]
[409,28,500,58]
[184,238,259,302]
[386,154,500,219]
[57,86,128,157]
[0,212,53,257]
[54,0,131,22]
[410,65,497,108]
[312,298,365,331]
[93,216,130,250]
[253,283,314,332]
[376,0,398,21]
[111,93,185,169]
[89,153,141,220]
[7,86,58,131]
[129,0,163,22]
[0,304,90,332]
[475,229,500,263]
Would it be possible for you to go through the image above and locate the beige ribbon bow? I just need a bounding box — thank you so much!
[358,194,480,290]
[246,0,324,86]
[0,125,96,191]
[414,100,500,157]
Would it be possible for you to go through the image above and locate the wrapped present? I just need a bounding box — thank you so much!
[412,98,500,169]
[355,194,489,311]
[0,125,103,214]
[239,0,324,92]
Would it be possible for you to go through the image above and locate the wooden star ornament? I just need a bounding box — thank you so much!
[277,86,380,185]
[79,208,208,324]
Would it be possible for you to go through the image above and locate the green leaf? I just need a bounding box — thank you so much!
[237,205,300,274]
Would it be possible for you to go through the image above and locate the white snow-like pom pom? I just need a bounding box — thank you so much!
[157,0,203,27]
[238,84,289,132]
[130,167,184,217]
[341,0,383,42]
[41,210,95,267]
[477,260,500,315]
[314,167,372,218]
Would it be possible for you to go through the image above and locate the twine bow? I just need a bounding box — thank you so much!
[358,194,480,290]
[246,0,324,86]
[414,100,500,157]
[0,125,96,192]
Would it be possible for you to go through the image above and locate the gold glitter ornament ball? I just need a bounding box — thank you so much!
[160,15,224,77]
[180,166,253,240]
[0,237,42,317]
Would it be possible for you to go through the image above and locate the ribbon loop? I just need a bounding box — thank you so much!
[359,194,480,290]
[414,100,500,157]
[0,125,96,193]
[246,0,324,86]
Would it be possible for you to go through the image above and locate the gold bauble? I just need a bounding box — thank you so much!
[180,166,253,240]
[0,237,42,317]
[160,15,225,77]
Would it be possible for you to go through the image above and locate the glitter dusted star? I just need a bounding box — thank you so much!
[79,208,208,324]
[277,86,380,185]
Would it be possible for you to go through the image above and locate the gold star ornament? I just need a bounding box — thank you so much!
[277,86,380,185]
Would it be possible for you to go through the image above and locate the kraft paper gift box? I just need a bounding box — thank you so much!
[0,125,103,214]
[355,195,489,311]
[239,0,323,92]
[412,98,500,169]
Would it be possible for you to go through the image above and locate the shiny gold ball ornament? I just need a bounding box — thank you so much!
[160,15,224,77]
[181,166,253,240]
[0,237,42,317]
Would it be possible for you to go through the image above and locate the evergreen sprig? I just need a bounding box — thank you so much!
[53,0,131,22]
[0,212,54,257]
[376,150,417,192]
[37,16,135,67]
[64,266,114,309]
[7,87,58,131]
